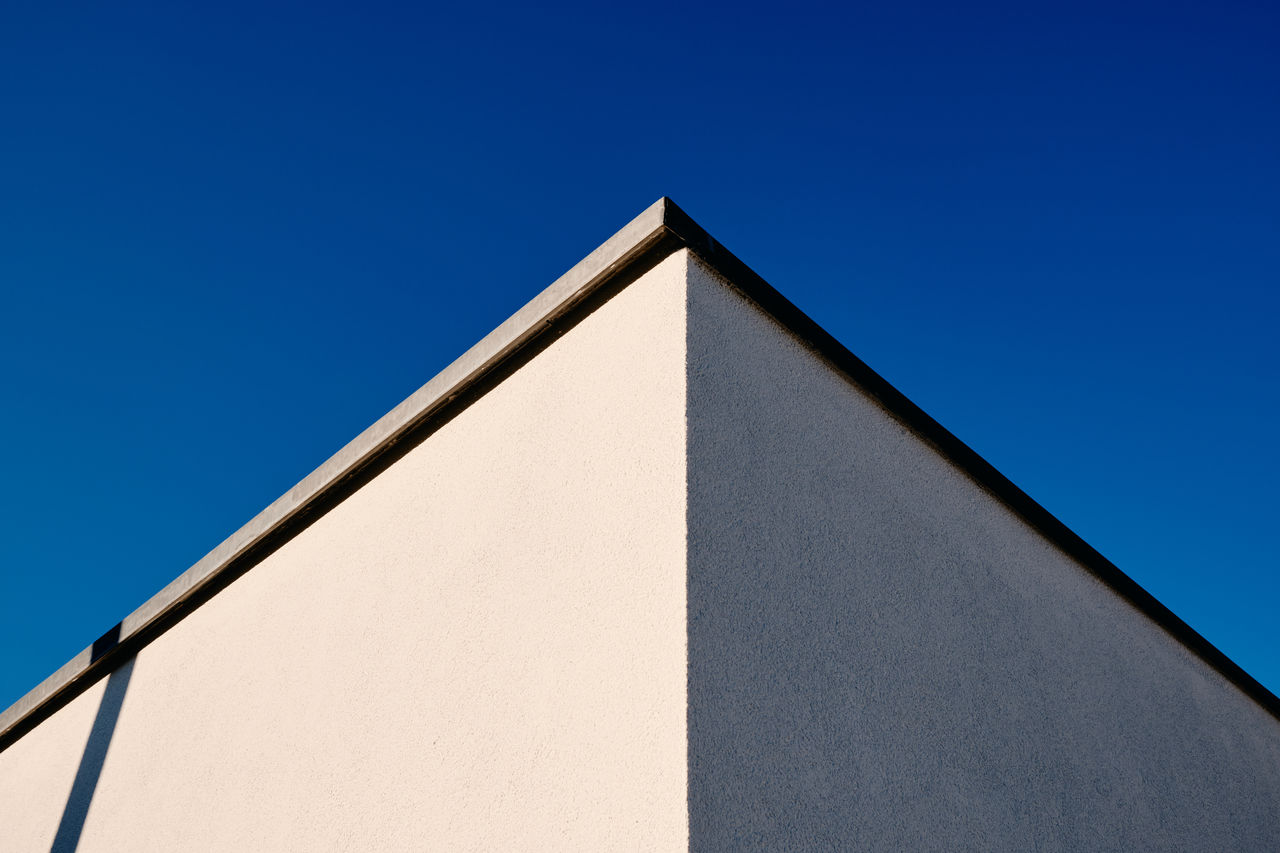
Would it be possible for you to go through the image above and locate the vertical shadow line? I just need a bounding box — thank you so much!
[49,657,135,853]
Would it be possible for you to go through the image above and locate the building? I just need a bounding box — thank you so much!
[2,199,1277,850]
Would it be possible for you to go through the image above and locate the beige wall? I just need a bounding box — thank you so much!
[0,251,691,852]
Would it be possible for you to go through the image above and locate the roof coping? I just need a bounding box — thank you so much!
[3,197,1276,750]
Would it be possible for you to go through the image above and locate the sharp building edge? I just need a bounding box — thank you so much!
[3,197,1276,757]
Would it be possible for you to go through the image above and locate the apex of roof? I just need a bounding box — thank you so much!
[3,198,1276,750]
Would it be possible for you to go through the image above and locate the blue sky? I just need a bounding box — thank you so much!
[1,0,1276,710]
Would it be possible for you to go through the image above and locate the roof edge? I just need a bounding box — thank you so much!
[4,197,1276,749]
[664,204,1280,724]
[0,197,683,746]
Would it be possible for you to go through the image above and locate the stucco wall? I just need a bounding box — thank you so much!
[8,243,1279,852]
[685,256,1280,851]
[0,251,691,852]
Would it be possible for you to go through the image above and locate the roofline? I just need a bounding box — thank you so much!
[3,198,1276,749]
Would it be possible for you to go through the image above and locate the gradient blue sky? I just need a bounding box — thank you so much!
[1,1,1277,711]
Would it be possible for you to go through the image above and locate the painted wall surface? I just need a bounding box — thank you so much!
[8,245,1280,853]
[0,251,691,852]
[685,256,1280,851]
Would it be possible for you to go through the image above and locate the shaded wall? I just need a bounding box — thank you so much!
[685,256,1280,851]
[0,251,692,852]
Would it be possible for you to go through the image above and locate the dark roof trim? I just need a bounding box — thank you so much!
[666,200,1280,723]
[3,197,1275,749]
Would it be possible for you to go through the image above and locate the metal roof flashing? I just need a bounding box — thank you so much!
[2,197,1276,751]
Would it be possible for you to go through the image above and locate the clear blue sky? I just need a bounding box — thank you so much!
[1,1,1276,711]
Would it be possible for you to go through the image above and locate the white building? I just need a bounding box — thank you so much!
[3,199,1278,851]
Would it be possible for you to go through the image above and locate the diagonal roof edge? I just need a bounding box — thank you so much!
[3,197,1276,750]
[0,197,678,747]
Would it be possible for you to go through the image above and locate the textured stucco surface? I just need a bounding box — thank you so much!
[0,672,114,852]
[685,256,1280,851]
[7,243,1280,852]
[0,251,691,851]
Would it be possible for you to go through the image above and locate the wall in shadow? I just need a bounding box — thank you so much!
[50,656,134,853]
[685,260,1280,851]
